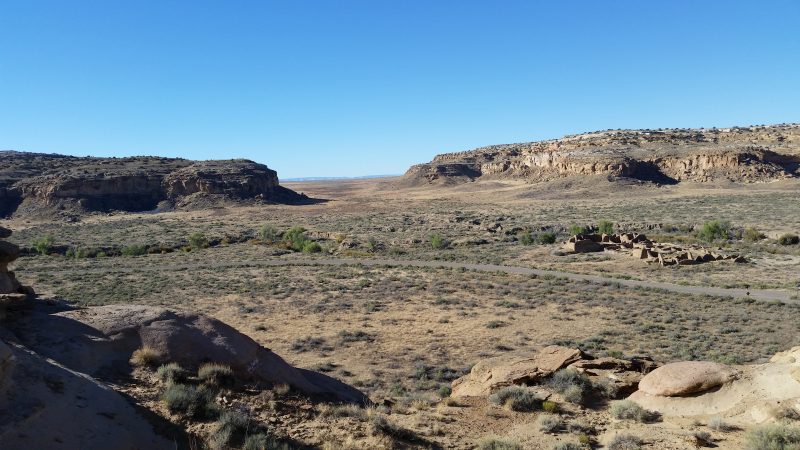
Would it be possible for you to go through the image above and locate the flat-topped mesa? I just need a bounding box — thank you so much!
[402,123,800,185]
[0,152,308,217]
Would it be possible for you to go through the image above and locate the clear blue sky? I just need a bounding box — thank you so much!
[1,1,798,178]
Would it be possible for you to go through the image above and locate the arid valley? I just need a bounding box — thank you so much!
[2,125,800,449]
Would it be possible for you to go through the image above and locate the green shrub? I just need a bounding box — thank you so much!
[162,383,219,418]
[430,233,448,250]
[301,240,322,253]
[32,235,55,255]
[609,400,655,422]
[156,363,188,383]
[477,436,522,450]
[537,232,557,244]
[538,413,563,433]
[121,244,148,256]
[188,232,209,250]
[488,386,540,412]
[198,363,235,387]
[608,434,643,450]
[519,232,534,245]
[745,422,800,450]
[541,401,558,412]
[778,233,800,246]
[597,220,615,235]
[569,225,590,236]
[259,224,280,243]
[697,220,730,242]
[743,227,766,242]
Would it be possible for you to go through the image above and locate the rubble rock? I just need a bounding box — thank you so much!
[451,346,583,397]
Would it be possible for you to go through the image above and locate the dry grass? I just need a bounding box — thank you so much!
[129,346,161,367]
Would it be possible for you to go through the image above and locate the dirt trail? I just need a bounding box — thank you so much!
[34,256,795,304]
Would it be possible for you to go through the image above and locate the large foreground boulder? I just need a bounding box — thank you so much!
[8,304,366,404]
[637,361,738,397]
[451,346,583,397]
[629,348,800,425]
[0,337,176,450]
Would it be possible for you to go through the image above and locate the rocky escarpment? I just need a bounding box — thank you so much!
[403,124,800,185]
[0,152,308,217]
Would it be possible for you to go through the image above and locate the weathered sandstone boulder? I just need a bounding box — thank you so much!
[0,239,22,295]
[637,361,739,396]
[451,346,583,397]
[629,347,800,425]
[9,304,366,404]
[0,337,175,449]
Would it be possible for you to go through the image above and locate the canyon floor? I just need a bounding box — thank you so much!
[4,175,800,449]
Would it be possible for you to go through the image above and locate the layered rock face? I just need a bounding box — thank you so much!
[0,152,306,216]
[403,124,800,185]
[0,227,32,297]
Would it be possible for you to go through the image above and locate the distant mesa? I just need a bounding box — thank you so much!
[0,152,311,217]
[401,124,800,186]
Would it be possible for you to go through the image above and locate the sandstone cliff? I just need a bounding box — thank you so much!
[0,152,307,217]
[402,124,800,185]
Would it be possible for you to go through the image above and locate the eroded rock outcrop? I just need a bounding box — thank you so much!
[0,152,307,217]
[629,348,800,425]
[8,304,366,404]
[0,337,177,450]
[402,124,800,185]
[451,346,584,397]
[0,227,33,300]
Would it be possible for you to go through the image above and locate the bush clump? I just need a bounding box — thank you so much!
[548,369,592,404]
[537,232,557,244]
[477,436,522,450]
[207,410,250,450]
[129,346,161,367]
[569,225,590,236]
[743,227,766,242]
[553,443,583,450]
[243,433,283,450]
[162,383,219,418]
[188,232,209,250]
[609,400,655,422]
[430,233,448,250]
[156,363,188,383]
[32,235,55,255]
[198,363,235,387]
[778,233,800,246]
[697,220,730,242]
[538,413,563,433]
[745,422,800,450]
[283,226,320,253]
[608,434,643,450]
[519,232,535,245]
[121,244,148,256]
[259,224,280,243]
[597,220,615,235]
[488,386,540,412]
